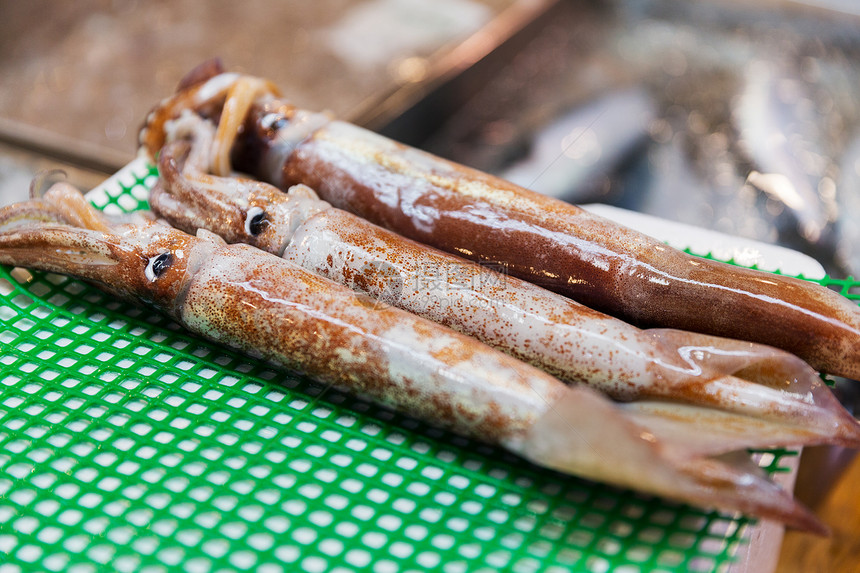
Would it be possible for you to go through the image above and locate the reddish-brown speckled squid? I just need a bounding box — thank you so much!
[0,182,840,533]
[139,63,860,381]
[147,112,860,450]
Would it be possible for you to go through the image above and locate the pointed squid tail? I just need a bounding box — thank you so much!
[506,387,828,534]
[647,328,860,448]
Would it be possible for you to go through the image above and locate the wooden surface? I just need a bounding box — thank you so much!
[776,448,860,572]
[0,0,516,158]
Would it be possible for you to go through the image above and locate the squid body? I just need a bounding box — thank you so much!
[139,66,860,381]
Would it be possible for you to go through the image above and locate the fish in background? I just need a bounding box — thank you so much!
[497,87,657,203]
[613,122,779,247]
[732,60,841,264]
[836,133,860,279]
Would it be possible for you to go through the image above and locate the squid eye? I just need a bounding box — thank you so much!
[245,207,269,236]
[145,253,173,281]
[261,113,289,133]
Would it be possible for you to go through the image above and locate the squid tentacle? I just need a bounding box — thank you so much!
[140,69,860,381]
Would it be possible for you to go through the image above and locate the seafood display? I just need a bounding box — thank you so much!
[140,67,860,381]
[147,112,860,448]
[5,3,860,571]
[0,182,836,533]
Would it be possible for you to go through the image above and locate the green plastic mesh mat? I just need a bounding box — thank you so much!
[0,158,856,573]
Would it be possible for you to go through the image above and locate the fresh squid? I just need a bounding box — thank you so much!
[147,112,860,447]
[0,183,835,533]
[139,64,860,380]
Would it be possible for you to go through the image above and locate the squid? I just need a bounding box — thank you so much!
[139,64,860,381]
[148,112,860,449]
[0,183,838,533]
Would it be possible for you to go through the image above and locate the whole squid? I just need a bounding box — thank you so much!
[139,65,860,380]
[0,183,831,533]
[148,112,860,448]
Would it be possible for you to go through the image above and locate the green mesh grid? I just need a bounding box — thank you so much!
[0,158,852,573]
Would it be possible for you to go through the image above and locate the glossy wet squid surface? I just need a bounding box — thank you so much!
[139,70,860,380]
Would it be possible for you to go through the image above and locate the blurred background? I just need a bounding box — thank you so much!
[1,0,859,568]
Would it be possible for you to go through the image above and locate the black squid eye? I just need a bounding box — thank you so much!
[245,207,269,236]
[262,113,290,134]
[145,253,173,281]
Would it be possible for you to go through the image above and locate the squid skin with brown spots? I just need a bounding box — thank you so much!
[0,184,835,534]
[139,70,860,381]
[147,113,860,452]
